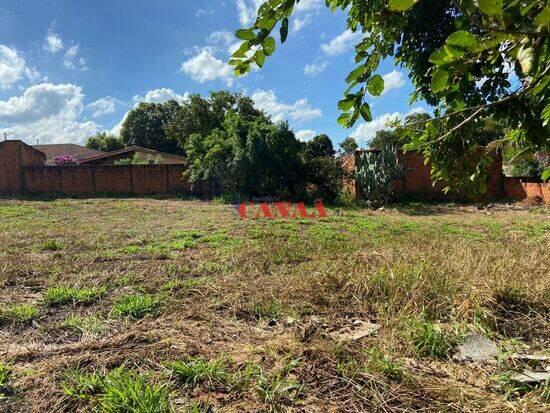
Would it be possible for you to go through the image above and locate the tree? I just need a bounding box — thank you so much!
[305,134,335,159]
[370,130,400,150]
[230,0,550,186]
[86,132,125,152]
[166,91,266,150]
[120,100,182,154]
[185,111,305,198]
[340,137,358,154]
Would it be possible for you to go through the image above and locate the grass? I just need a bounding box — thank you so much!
[110,294,159,319]
[0,362,12,398]
[166,357,228,387]
[0,198,548,412]
[43,286,107,306]
[63,367,173,412]
[0,304,38,326]
[62,314,105,336]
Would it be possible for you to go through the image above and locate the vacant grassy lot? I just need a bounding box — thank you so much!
[0,198,548,412]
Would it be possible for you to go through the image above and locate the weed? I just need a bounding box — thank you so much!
[159,278,202,295]
[166,357,228,387]
[110,294,159,319]
[0,362,12,398]
[0,304,38,326]
[43,286,107,306]
[62,314,104,336]
[40,239,65,251]
[493,372,549,401]
[250,299,282,321]
[411,320,454,359]
[254,358,302,409]
[364,348,404,381]
[63,367,173,412]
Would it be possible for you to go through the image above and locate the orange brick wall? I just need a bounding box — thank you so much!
[0,141,208,196]
[503,178,549,204]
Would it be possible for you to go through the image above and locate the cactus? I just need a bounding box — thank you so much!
[355,146,404,205]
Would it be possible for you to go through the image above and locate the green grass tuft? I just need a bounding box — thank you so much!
[411,320,455,359]
[0,304,38,326]
[166,357,228,387]
[62,314,104,336]
[43,286,107,307]
[40,239,65,251]
[111,294,159,319]
[0,362,13,398]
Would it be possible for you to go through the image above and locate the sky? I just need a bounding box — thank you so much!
[0,0,429,148]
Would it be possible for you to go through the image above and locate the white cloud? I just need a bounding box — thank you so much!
[181,50,234,86]
[295,0,323,12]
[296,129,316,142]
[350,107,427,143]
[321,30,363,56]
[251,89,322,122]
[133,88,189,104]
[196,8,214,17]
[87,97,118,118]
[381,70,407,95]
[44,30,64,53]
[63,44,87,70]
[293,16,312,32]
[234,0,263,26]
[0,83,99,144]
[208,31,235,46]
[0,45,26,89]
[304,59,329,77]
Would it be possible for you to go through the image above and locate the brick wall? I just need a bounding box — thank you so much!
[503,178,549,204]
[0,141,210,196]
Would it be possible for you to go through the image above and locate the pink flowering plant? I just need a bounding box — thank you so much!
[47,155,80,166]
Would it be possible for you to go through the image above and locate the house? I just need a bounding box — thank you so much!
[78,146,186,165]
[33,144,106,162]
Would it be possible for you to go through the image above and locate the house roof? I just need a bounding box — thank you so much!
[33,144,105,161]
[78,146,186,164]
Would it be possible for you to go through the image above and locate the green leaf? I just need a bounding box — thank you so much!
[431,68,449,93]
[476,0,503,16]
[360,103,372,122]
[367,75,385,96]
[235,29,256,41]
[280,18,289,43]
[231,42,250,58]
[337,113,352,127]
[542,103,550,127]
[429,45,465,65]
[388,0,419,12]
[446,30,477,48]
[534,6,550,29]
[542,167,550,182]
[346,65,367,84]
[262,37,276,56]
[338,96,355,111]
[254,50,266,68]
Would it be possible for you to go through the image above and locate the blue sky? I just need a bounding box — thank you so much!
[0,0,428,148]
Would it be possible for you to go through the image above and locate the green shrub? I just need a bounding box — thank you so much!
[111,294,159,319]
[44,286,107,306]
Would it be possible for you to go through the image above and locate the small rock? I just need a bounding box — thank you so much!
[510,370,550,384]
[454,333,498,362]
[511,353,550,362]
[284,316,297,326]
[329,320,380,342]
[377,207,385,211]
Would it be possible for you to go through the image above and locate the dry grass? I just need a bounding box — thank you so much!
[0,197,548,412]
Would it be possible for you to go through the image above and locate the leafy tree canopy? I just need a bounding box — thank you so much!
[339,136,359,154]
[120,100,182,154]
[305,134,336,159]
[86,132,125,152]
[166,91,266,150]
[230,0,550,184]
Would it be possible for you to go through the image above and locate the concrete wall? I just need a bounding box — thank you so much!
[0,141,209,196]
